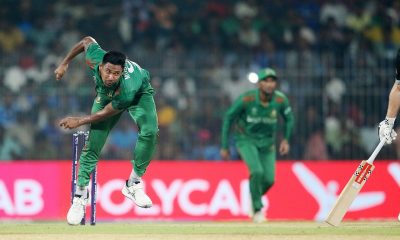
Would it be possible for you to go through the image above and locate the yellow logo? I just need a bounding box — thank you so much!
[270,110,277,118]
[95,96,101,103]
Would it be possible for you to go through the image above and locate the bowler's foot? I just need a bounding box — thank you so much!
[67,194,88,225]
[122,180,152,208]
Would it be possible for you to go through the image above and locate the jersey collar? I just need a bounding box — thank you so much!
[256,89,275,106]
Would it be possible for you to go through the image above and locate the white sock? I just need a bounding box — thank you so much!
[75,186,88,197]
[128,169,141,186]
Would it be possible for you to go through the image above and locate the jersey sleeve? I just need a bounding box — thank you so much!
[279,95,294,141]
[221,96,244,149]
[85,43,106,69]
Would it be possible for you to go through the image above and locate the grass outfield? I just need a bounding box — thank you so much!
[0,221,399,240]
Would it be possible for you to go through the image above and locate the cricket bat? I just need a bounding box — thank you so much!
[325,140,385,226]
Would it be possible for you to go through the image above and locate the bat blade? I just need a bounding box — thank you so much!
[325,160,375,226]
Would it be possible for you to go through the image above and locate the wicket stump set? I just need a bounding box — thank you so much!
[71,131,97,225]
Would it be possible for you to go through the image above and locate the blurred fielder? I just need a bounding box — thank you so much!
[55,36,158,225]
[220,68,294,223]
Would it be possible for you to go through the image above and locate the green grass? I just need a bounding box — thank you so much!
[0,221,399,236]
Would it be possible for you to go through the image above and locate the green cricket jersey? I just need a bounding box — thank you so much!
[85,42,154,110]
[221,89,294,149]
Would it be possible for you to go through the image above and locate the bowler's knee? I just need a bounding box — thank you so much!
[139,127,159,141]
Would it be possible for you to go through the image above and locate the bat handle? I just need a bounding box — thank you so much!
[366,140,385,164]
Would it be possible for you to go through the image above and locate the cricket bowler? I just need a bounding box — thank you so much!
[55,36,158,225]
[220,68,294,223]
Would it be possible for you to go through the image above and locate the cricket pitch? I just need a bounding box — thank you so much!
[0,221,399,240]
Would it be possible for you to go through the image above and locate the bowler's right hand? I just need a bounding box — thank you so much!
[378,118,397,144]
[59,116,83,129]
[54,64,68,80]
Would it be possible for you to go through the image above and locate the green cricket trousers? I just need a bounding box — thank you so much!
[236,141,276,213]
[77,92,158,187]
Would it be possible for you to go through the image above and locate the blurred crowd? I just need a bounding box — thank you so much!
[1,0,400,161]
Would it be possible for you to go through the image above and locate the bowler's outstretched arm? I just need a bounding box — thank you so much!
[59,103,122,129]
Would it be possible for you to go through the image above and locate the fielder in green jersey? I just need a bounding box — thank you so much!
[220,68,294,223]
[55,36,158,225]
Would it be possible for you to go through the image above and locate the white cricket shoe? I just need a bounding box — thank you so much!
[252,211,266,223]
[122,180,152,208]
[67,194,88,225]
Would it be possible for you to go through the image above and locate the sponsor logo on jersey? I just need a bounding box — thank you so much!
[95,96,101,103]
[246,116,277,124]
[247,108,277,124]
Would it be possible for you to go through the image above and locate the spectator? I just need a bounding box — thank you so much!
[0,125,23,161]
[320,0,348,27]
[0,20,25,54]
